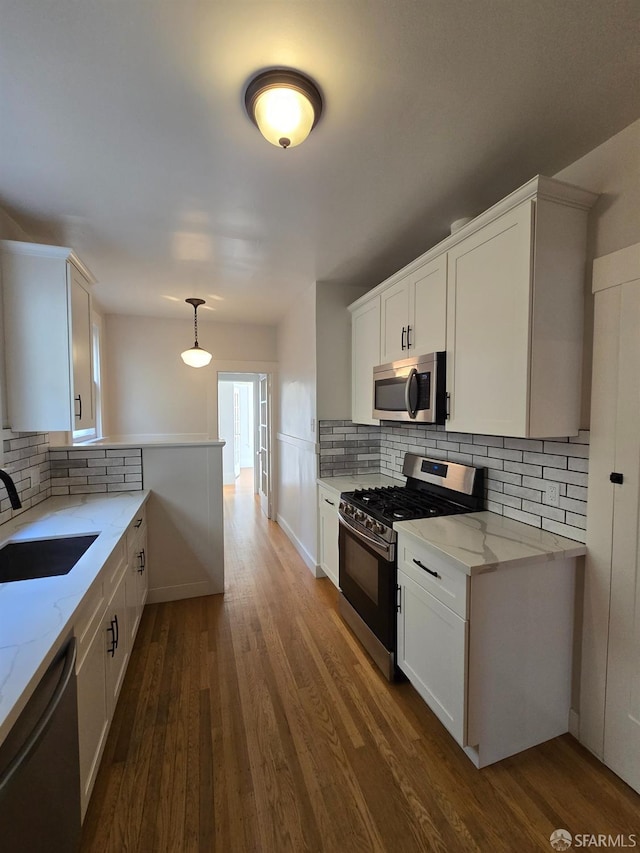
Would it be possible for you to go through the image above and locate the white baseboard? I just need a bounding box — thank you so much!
[276,513,322,576]
[147,580,220,603]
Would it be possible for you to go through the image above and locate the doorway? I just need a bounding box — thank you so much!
[217,372,272,517]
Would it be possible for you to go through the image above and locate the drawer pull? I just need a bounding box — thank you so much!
[413,558,440,579]
[324,498,335,506]
[134,518,143,528]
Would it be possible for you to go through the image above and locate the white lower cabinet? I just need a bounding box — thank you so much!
[396,531,576,768]
[75,503,149,820]
[396,569,467,745]
[105,563,129,719]
[318,486,339,588]
[76,585,109,819]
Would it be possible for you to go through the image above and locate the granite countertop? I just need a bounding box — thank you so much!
[0,491,149,746]
[394,510,587,575]
[317,473,399,495]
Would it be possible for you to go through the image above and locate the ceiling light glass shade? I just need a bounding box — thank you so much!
[253,87,315,148]
[180,345,212,368]
[245,69,323,149]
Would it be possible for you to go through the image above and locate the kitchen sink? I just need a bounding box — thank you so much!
[0,534,99,583]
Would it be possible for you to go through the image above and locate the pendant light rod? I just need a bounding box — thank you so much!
[185,297,205,347]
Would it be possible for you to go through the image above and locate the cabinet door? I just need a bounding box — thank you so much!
[351,297,381,426]
[380,278,410,363]
[318,489,339,588]
[397,569,468,745]
[446,201,534,436]
[105,568,129,718]
[409,255,447,354]
[76,620,109,819]
[69,265,95,431]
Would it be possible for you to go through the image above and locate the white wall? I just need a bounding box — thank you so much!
[554,118,640,427]
[103,314,276,437]
[276,283,319,572]
[218,381,236,484]
[316,281,369,420]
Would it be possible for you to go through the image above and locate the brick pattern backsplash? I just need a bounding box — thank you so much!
[379,423,590,543]
[49,448,143,495]
[318,421,381,477]
[1,429,51,524]
[318,419,590,543]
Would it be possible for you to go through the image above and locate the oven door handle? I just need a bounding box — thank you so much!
[404,368,418,419]
[339,513,393,560]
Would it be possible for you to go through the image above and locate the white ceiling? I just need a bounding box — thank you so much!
[1,1,639,325]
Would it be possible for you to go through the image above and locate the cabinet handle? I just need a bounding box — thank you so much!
[412,558,440,579]
[324,498,335,506]
[610,472,624,484]
[137,549,145,574]
[74,394,82,421]
[107,617,117,656]
[114,614,119,649]
[401,327,407,350]
[445,392,451,420]
[396,584,402,613]
[134,518,143,528]
[406,325,412,348]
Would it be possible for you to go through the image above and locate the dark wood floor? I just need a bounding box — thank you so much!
[81,473,640,852]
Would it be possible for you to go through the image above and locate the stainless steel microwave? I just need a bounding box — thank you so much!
[372,352,446,423]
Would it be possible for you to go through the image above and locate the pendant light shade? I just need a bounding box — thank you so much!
[244,69,323,149]
[181,298,212,367]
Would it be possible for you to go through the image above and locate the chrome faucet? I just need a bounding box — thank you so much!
[0,468,22,510]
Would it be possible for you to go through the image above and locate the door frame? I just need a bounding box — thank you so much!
[210,361,277,516]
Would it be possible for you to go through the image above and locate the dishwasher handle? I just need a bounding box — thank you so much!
[0,637,77,798]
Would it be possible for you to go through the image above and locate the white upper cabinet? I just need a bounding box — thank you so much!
[1,241,96,432]
[380,254,447,363]
[350,296,380,425]
[446,179,596,437]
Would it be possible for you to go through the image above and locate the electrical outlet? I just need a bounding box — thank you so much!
[545,482,559,506]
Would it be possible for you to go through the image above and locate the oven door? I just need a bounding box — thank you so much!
[372,352,444,423]
[338,516,396,651]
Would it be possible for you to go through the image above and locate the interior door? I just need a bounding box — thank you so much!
[603,277,640,794]
[258,374,271,518]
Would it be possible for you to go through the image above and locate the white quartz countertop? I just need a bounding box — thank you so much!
[394,510,587,575]
[56,436,225,450]
[317,473,399,496]
[0,491,149,747]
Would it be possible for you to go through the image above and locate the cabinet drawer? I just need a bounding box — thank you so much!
[397,534,468,619]
[126,507,146,556]
[318,486,339,512]
[102,541,127,599]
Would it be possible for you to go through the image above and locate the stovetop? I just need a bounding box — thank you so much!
[342,485,471,525]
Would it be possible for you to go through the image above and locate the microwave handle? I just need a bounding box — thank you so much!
[404,368,418,419]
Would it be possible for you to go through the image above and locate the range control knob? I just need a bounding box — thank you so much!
[354,510,365,522]
[373,522,386,535]
[364,517,374,529]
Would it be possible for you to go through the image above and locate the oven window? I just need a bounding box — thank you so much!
[342,533,379,604]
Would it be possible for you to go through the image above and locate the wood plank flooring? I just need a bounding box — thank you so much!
[81,475,640,852]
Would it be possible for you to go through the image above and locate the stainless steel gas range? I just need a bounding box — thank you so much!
[338,454,484,680]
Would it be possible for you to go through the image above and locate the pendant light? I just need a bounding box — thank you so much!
[244,69,323,149]
[181,298,212,367]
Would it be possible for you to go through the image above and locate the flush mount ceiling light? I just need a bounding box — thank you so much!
[181,298,212,368]
[244,68,323,149]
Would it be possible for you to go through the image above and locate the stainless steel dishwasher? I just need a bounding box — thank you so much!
[0,636,81,853]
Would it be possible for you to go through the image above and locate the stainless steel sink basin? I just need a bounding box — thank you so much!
[0,534,99,583]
